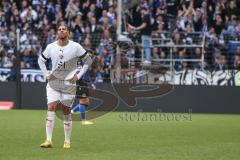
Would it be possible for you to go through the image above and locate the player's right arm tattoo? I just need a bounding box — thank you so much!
[76,54,92,79]
[81,53,92,66]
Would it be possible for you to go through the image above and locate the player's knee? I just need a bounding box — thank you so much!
[48,101,59,111]
[80,98,89,106]
[61,105,71,115]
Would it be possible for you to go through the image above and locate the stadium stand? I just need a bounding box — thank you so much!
[0,0,240,82]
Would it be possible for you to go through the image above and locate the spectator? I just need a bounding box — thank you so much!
[236,46,240,56]
[234,54,240,69]
[21,47,34,69]
[2,51,14,68]
[193,8,203,32]
[46,28,56,44]
[227,16,240,33]
[174,49,188,71]
[128,6,152,63]
[152,47,168,65]
[152,47,160,64]
[20,61,27,69]
[213,14,225,35]
[227,0,239,18]
[0,50,3,67]
[215,53,227,71]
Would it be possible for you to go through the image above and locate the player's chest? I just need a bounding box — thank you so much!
[50,46,77,61]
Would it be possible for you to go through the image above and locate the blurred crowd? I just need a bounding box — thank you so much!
[0,0,240,82]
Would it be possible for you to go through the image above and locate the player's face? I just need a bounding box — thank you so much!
[57,26,69,39]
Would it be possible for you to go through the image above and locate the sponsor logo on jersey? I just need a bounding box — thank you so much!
[59,54,64,59]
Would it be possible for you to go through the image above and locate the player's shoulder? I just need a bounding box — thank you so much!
[46,41,57,49]
[69,40,83,48]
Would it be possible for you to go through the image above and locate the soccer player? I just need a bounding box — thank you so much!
[38,25,92,149]
[71,70,96,125]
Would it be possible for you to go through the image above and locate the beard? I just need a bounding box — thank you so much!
[58,33,68,40]
[58,35,67,41]
[59,36,66,40]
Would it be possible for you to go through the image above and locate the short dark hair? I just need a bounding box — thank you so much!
[57,23,69,31]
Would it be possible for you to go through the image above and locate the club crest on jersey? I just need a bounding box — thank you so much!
[59,54,64,59]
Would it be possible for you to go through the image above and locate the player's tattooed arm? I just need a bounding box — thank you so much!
[69,54,92,84]
[76,53,92,79]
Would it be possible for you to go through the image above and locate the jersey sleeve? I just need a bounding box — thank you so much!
[76,43,87,58]
[40,45,50,62]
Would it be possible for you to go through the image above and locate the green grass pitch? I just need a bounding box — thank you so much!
[0,110,240,160]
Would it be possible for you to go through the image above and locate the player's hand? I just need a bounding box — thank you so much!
[47,74,57,80]
[69,74,78,84]
[91,84,96,90]
[46,72,56,80]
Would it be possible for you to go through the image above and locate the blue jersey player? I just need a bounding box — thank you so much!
[71,71,96,125]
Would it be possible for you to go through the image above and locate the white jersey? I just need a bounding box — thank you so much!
[40,40,86,80]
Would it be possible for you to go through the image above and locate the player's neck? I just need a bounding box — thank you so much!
[57,39,69,47]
